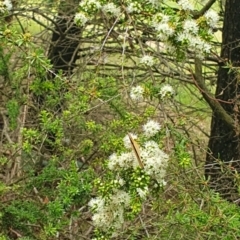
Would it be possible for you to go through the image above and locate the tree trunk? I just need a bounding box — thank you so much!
[205,0,240,202]
[48,0,81,77]
[37,1,81,153]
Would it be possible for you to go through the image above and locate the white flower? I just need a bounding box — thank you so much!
[130,85,144,101]
[140,55,154,66]
[204,9,219,29]
[176,32,211,56]
[117,177,125,186]
[74,12,88,26]
[140,140,169,183]
[90,196,128,231]
[152,13,170,26]
[118,152,136,168]
[102,3,121,16]
[111,190,131,207]
[144,152,168,174]
[88,197,105,212]
[183,19,199,34]
[123,133,138,149]
[151,13,174,40]
[178,0,194,11]
[92,209,113,228]
[161,180,167,186]
[108,152,136,170]
[136,186,149,199]
[177,32,192,43]
[143,120,161,137]
[159,84,175,99]
[126,3,136,13]
[3,0,12,11]
[202,42,211,53]
[141,141,169,166]
[207,29,213,35]
[187,36,211,55]
[108,153,121,170]
[126,2,141,13]
[155,23,174,38]
[79,0,101,11]
[112,206,125,228]
[144,140,160,153]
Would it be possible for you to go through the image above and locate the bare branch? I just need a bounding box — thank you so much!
[193,0,217,18]
[193,58,235,130]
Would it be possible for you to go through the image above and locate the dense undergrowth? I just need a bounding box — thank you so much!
[1,0,240,239]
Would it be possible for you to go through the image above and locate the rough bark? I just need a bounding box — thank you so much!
[205,0,240,202]
[47,0,81,77]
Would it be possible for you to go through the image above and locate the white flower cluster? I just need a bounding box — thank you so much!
[130,85,144,101]
[143,120,161,137]
[177,19,210,53]
[74,12,89,26]
[102,3,121,17]
[183,19,199,34]
[141,140,169,184]
[0,0,12,12]
[151,13,174,41]
[178,0,194,11]
[108,151,138,170]
[79,0,101,13]
[123,133,138,149]
[126,1,141,13]
[4,0,12,10]
[107,140,168,191]
[148,1,219,58]
[136,186,149,199]
[159,84,175,99]
[75,1,121,26]
[140,55,155,66]
[89,190,131,230]
[176,32,211,55]
[204,9,219,29]
[89,120,168,233]
[108,120,167,175]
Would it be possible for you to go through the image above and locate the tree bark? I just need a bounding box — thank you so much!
[205,0,240,202]
[47,0,81,77]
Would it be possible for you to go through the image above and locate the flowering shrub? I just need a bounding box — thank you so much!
[74,0,219,59]
[3,0,240,239]
[89,118,169,238]
[70,1,220,236]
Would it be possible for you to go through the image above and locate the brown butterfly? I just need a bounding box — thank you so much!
[128,133,144,168]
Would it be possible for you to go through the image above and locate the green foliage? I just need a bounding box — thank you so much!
[0,46,10,79]
[174,134,192,167]
[2,200,43,228]
[6,99,19,130]
[157,191,240,239]
[0,159,94,238]
[0,1,238,240]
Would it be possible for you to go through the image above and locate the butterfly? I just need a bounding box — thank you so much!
[128,133,144,168]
